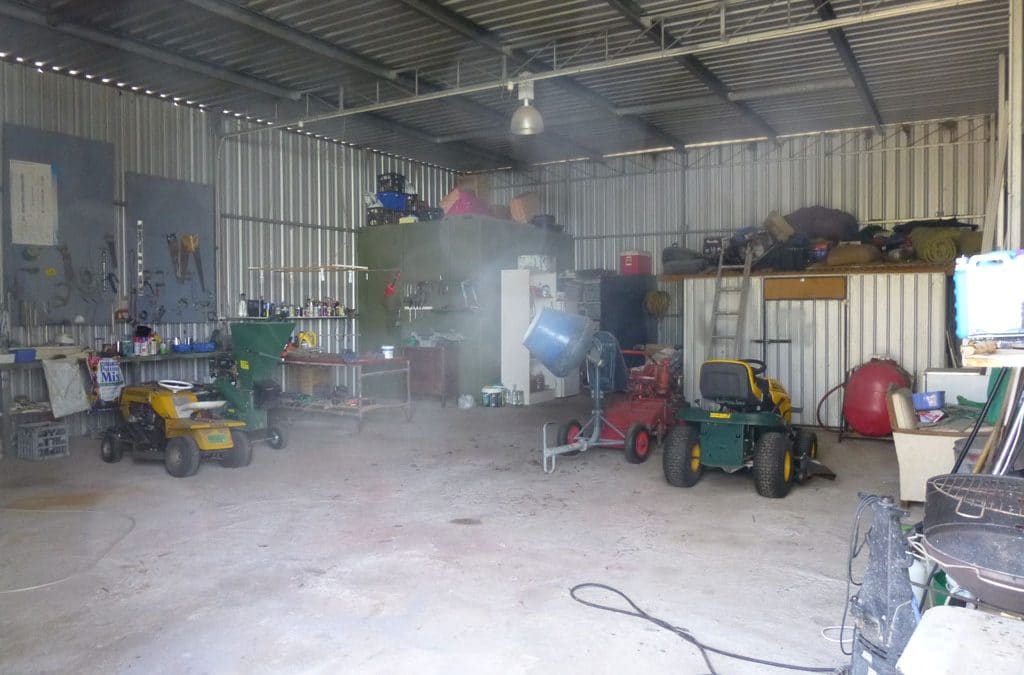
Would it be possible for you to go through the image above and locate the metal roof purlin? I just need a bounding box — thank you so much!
[396,0,687,150]
[0,0,302,100]
[812,0,885,132]
[216,0,988,141]
[605,0,778,144]
[182,0,603,164]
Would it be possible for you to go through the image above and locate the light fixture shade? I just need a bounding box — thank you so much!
[510,101,544,135]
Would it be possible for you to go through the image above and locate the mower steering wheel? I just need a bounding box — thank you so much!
[742,359,767,376]
[158,379,194,393]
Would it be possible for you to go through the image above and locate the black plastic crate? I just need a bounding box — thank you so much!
[377,172,406,193]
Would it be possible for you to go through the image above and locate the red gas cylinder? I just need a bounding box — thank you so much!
[843,358,911,436]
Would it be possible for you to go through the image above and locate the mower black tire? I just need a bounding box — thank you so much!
[165,436,200,477]
[266,425,287,450]
[663,424,702,487]
[100,429,123,463]
[624,423,652,464]
[557,419,583,456]
[223,430,253,468]
[754,431,794,498]
[795,429,818,460]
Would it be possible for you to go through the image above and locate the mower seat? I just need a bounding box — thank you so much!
[699,360,773,412]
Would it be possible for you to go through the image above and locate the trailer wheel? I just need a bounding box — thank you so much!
[266,426,287,450]
[664,424,702,487]
[100,429,123,463]
[557,419,583,456]
[754,431,794,498]
[624,424,652,464]
[165,436,200,477]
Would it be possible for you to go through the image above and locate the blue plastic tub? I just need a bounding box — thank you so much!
[912,390,945,411]
[12,348,36,363]
[192,341,216,353]
[172,343,192,353]
[376,191,411,212]
[522,308,594,378]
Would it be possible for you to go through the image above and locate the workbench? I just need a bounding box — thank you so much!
[276,356,411,430]
[0,350,228,458]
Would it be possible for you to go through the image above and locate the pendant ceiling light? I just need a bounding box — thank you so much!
[510,79,544,135]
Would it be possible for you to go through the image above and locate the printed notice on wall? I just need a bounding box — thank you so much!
[9,159,58,246]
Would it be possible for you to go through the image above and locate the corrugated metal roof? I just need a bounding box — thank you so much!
[0,0,1008,169]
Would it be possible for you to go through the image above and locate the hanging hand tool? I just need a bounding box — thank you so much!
[166,234,181,282]
[155,305,166,323]
[105,273,119,294]
[384,270,400,298]
[57,244,75,285]
[152,270,165,297]
[181,234,205,292]
[142,271,155,296]
[460,279,479,310]
[104,233,118,269]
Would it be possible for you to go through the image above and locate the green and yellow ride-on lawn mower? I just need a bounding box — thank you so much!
[663,358,835,498]
[101,379,250,477]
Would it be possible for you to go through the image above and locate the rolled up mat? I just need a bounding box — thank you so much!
[957,230,983,255]
[910,227,959,263]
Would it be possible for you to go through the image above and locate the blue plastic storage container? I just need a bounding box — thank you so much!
[376,191,411,212]
[954,251,1024,338]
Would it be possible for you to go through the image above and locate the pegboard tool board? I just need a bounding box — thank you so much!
[125,173,215,323]
[2,124,116,325]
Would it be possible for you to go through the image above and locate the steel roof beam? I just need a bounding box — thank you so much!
[606,0,778,143]
[812,0,884,131]
[397,0,686,149]
[182,0,601,163]
[221,0,979,140]
[0,0,302,101]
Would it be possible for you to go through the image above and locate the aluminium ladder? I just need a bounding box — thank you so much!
[709,243,753,359]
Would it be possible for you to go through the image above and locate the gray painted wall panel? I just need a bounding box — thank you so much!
[0,63,454,445]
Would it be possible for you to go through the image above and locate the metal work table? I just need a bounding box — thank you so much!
[276,356,411,430]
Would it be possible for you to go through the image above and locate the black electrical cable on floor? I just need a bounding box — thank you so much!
[569,583,841,674]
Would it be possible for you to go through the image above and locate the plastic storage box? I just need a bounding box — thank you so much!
[912,391,945,411]
[12,348,36,363]
[619,251,652,275]
[954,251,1024,338]
[17,421,69,460]
[376,191,412,212]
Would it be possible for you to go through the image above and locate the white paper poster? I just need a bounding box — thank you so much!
[96,358,125,402]
[9,159,58,246]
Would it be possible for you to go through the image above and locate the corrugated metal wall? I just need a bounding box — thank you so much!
[486,119,979,426]
[0,63,455,442]
[678,272,946,427]
[487,114,990,296]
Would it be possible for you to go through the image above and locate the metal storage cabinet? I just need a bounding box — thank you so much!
[357,215,573,397]
[600,275,658,355]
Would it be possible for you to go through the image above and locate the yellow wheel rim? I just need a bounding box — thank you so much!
[783,450,792,482]
[690,443,701,473]
[810,441,818,459]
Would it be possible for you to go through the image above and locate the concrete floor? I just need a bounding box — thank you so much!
[0,397,915,674]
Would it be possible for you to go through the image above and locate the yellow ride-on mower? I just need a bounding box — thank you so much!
[664,359,835,498]
[100,379,250,477]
